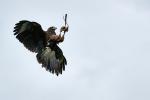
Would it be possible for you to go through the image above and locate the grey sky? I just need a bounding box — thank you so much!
[0,0,150,100]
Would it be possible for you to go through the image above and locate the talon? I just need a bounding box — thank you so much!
[60,26,65,32]
[60,26,68,33]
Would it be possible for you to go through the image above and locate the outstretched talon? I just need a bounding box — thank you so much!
[60,26,68,33]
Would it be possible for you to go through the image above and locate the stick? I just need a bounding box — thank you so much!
[65,14,67,27]
[63,14,68,35]
[60,14,68,36]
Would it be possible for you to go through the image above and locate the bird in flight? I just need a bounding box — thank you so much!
[13,15,69,76]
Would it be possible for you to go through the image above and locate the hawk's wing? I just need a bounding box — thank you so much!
[36,45,67,76]
[14,20,46,52]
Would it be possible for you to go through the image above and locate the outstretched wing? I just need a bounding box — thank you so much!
[36,45,67,76]
[14,20,46,52]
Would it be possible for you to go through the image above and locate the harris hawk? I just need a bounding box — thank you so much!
[13,15,69,76]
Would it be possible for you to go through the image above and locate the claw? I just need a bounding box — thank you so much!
[60,26,68,33]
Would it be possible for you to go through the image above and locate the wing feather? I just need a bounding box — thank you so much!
[36,45,67,76]
[14,20,46,52]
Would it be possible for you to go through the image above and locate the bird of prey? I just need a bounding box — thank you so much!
[13,16,69,76]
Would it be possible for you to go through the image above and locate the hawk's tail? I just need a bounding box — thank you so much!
[36,46,67,76]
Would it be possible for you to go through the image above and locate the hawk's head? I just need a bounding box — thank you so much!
[51,26,57,30]
[47,26,57,31]
[47,26,57,34]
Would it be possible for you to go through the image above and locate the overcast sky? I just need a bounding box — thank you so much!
[0,0,150,100]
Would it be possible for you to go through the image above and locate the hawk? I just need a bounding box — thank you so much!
[13,16,69,76]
